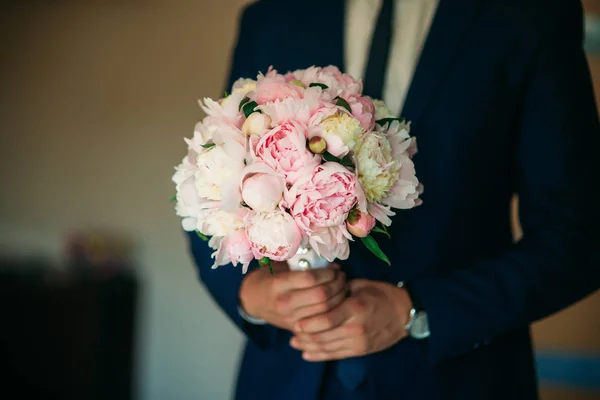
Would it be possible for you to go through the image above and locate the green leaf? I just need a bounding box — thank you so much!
[334,96,352,113]
[376,117,404,127]
[242,101,260,118]
[170,195,177,203]
[361,235,391,265]
[224,91,229,98]
[238,96,251,111]
[258,257,274,275]
[195,230,209,242]
[322,151,341,163]
[201,142,215,149]
[322,152,354,168]
[309,83,329,90]
[371,226,391,239]
[340,155,354,168]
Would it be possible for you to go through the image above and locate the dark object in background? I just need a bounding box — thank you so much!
[0,258,138,400]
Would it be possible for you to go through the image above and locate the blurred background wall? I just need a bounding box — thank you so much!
[0,1,598,399]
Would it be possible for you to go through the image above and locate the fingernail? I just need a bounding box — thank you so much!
[290,338,298,348]
[302,352,312,361]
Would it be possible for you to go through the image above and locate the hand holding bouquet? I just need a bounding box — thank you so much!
[172,66,422,273]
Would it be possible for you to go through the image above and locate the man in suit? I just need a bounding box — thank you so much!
[186,0,600,399]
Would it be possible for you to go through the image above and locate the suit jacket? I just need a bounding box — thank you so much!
[186,0,600,399]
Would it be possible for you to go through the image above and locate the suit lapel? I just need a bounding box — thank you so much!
[402,0,482,124]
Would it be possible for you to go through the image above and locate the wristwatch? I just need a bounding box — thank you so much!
[398,281,430,339]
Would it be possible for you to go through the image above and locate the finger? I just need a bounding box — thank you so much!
[276,268,337,292]
[270,261,290,273]
[295,300,352,333]
[348,278,371,294]
[293,323,363,345]
[287,271,346,310]
[302,346,360,362]
[290,336,349,353]
[329,262,341,270]
[291,282,348,320]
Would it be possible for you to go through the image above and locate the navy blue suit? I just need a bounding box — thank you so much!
[186,0,600,399]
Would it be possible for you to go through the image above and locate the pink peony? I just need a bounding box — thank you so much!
[211,230,254,273]
[255,69,304,104]
[348,95,376,131]
[318,66,363,96]
[245,210,302,261]
[346,209,376,238]
[253,121,321,184]
[286,66,362,97]
[285,162,367,232]
[258,86,325,126]
[241,163,285,212]
[200,92,246,128]
[308,225,351,262]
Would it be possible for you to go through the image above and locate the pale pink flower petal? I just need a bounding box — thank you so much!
[221,230,254,272]
[255,68,304,104]
[308,225,351,261]
[348,95,376,131]
[258,87,324,126]
[367,202,396,227]
[199,92,245,128]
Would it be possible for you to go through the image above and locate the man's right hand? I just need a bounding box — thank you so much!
[239,261,347,331]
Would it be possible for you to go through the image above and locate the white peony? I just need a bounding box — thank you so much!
[197,207,247,237]
[231,78,257,96]
[355,132,400,203]
[173,155,201,231]
[194,139,246,210]
[372,99,395,120]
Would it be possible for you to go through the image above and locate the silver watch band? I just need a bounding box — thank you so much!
[237,305,267,325]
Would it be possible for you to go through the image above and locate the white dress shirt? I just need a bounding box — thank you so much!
[346,0,439,116]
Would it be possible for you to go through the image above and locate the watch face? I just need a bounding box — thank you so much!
[410,311,430,339]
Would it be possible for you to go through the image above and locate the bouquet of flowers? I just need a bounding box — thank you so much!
[172,66,422,273]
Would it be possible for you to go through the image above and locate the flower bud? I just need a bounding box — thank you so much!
[308,136,327,154]
[346,209,376,238]
[242,173,284,212]
[242,113,271,136]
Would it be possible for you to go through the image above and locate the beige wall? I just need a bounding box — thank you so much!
[0,2,250,399]
[1,2,598,400]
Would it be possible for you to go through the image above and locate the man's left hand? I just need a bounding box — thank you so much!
[290,279,413,361]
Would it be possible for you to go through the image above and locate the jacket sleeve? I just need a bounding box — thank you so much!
[408,1,600,364]
[184,3,280,351]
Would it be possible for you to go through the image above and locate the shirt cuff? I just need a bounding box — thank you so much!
[237,304,267,325]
